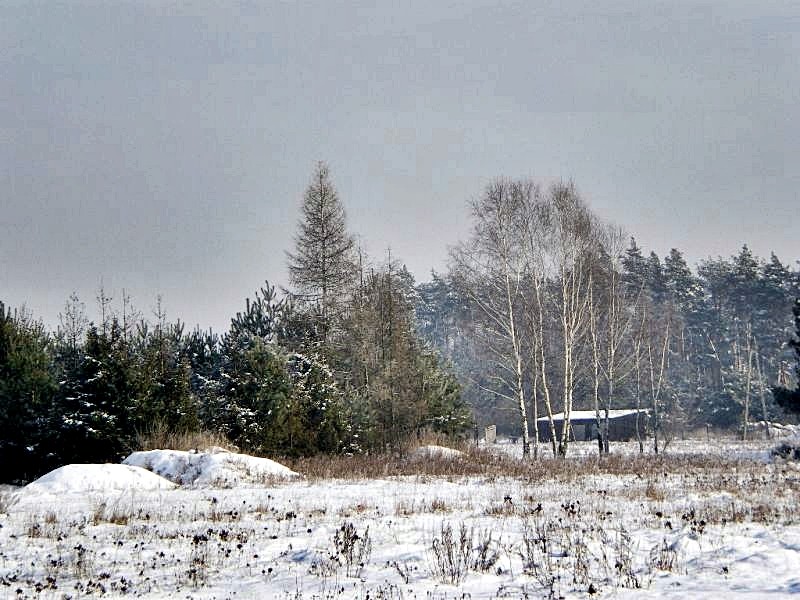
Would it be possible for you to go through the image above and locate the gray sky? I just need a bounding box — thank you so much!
[2,1,798,333]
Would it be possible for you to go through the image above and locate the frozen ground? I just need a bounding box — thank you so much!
[1,434,799,599]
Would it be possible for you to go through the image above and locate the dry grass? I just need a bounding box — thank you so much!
[285,445,753,484]
[136,421,237,453]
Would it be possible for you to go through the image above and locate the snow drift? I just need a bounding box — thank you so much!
[23,463,175,494]
[123,448,300,486]
[409,445,464,460]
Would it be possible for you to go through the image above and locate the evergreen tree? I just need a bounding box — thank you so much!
[135,312,198,434]
[285,351,351,455]
[646,252,668,303]
[775,298,800,413]
[50,320,138,464]
[209,283,355,456]
[731,245,760,322]
[215,332,292,454]
[0,302,55,483]
[792,298,800,385]
[345,258,469,452]
[621,237,649,298]
[186,327,225,432]
[664,248,703,317]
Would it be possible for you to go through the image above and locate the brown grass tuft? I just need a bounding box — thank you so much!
[136,420,237,453]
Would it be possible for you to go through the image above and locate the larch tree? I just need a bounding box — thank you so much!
[286,162,355,346]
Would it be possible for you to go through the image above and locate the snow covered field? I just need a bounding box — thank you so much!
[2,438,800,599]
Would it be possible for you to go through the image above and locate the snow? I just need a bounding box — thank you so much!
[2,436,800,598]
[537,409,645,421]
[123,447,300,486]
[409,444,464,459]
[20,463,175,495]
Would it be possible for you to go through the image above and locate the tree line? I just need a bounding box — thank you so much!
[415,178,800,457]
[0,162,470,484]
[3,168,799,482]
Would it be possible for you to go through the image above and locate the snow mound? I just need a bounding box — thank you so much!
[124,448,300,486]
[762,422,800,438]
[24,464,175,494]
[410,445,464,460]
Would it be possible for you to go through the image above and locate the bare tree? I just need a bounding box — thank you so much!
[451,179,532,456]
[754,348,771,440]
[454,179,602,458]
[644,302,672,454]
[517,184,558,458]
[588,225,639,455]
[540,183,597,457]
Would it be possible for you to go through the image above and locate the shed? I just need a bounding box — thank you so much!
[535,409,648,443]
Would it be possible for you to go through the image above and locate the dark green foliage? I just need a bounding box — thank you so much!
[417,351,472,437]
[345,261,470,451]
[229,283,285,342]
[214,333,292,454]
[774,298,800,413]
[186,328,225,430]
[207,284,355,457]
[49,321,138,464]
[135,319,198,433]
[285,352,350,455]
[0,302,56,483]
[621,237,648,299]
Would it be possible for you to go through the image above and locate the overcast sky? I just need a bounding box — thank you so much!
[2,1,798,333]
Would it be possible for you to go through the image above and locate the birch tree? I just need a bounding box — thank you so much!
[451,179,532,456]
[539,183,597,456]
[588,226,638,455]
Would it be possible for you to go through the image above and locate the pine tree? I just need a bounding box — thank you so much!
[50,320,137,465]
[286,162,355,343]
[646,252,668,304]
[773,298,800,413]
[664,248,702,317]
[216,333,292,454]
[285,351,351,455]
[135,310,198,434]
[0,302,55,483]
[621,237,648,298]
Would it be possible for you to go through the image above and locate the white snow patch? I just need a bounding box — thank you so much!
[22,463,174,494]
[410,445,464,459]
[123,448,300,486]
